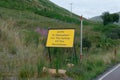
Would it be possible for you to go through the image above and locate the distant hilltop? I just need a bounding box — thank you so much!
[89,12,120,25]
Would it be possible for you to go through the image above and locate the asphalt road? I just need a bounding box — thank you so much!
[98,64,120,80]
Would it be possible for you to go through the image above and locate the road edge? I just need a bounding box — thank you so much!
[98,64,120,80]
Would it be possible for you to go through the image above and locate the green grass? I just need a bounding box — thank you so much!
[0,1,120,80]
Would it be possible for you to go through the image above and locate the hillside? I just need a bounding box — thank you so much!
[89,16,103,22]
[0,0,82,23]
[0,0,120,80]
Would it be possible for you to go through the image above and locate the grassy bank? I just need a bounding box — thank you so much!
[0,7,120,80]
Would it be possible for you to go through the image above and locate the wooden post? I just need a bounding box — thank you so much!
[48,48,52,63]
[114,48,117,61]
[73,45,78,64]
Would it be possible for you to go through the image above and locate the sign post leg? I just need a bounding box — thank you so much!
[73,45,77,64]
[48,48,52,63]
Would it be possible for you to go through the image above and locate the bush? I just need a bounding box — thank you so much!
[96,37,117,49]
[83,38,92,51]
[106,27,120,39]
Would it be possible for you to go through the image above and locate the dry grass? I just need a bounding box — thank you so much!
[0,19,46,78]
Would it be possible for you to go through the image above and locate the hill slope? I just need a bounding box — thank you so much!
[0,0,120,80]
[0,0,81,23]
[89,16,103,22]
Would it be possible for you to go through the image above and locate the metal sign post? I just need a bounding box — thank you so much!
[80,16,83,61]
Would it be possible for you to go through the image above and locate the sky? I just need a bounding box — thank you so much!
[50,0,120,18]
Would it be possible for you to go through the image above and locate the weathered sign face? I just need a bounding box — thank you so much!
[46,29,75,47]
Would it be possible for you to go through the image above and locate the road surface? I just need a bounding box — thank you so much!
[98,64,120,80]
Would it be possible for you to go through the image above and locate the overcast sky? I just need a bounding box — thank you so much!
[50,0,120,18]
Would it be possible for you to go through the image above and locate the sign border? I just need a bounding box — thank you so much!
[46,28,75,48]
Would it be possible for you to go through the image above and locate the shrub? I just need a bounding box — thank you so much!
[96,37,117,50]
[106,27,120,39]
[83,38,92,51]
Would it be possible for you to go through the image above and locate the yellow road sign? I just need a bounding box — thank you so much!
[46,29,75,47]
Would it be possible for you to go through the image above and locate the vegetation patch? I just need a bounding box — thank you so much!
[0,0,120,80]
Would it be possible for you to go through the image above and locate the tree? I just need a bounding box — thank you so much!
[102,12,119,25]
[102,12,111,25]
[111,13,119,23]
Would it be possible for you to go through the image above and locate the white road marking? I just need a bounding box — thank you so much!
[98,64,120,80]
